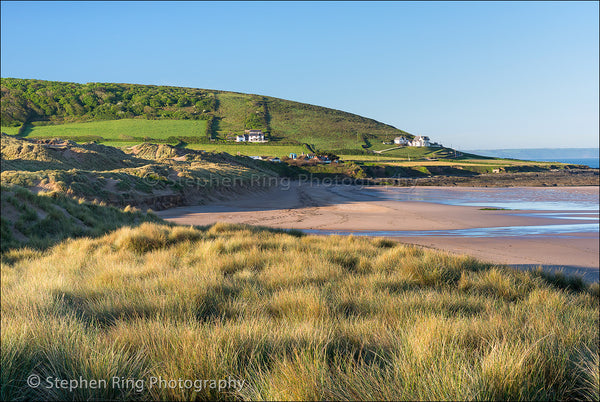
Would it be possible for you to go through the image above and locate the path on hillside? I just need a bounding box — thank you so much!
[373,146,403,153]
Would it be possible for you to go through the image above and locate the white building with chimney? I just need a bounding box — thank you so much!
[393,135,432,147]
[236,130,267,142]
[410,136,430,147]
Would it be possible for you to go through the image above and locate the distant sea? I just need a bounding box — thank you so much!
[543,158,599,169]
[464,148,600,169]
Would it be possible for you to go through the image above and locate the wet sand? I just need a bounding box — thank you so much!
[388,235,599,282]
[158,183,599,282]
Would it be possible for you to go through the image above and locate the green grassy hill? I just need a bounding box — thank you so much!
[1,78,410,151]
[15,119,209,144]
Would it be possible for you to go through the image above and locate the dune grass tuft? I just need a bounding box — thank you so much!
[1,222,598,401]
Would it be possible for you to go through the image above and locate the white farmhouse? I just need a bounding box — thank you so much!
[235,130,267,142]
[247,130,265,142]
[393,136,410,145]
[410,136,430,147]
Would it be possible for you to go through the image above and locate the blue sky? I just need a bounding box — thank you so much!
[1,1,598,149]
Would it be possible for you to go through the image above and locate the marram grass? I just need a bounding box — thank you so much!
[1,222,598,401]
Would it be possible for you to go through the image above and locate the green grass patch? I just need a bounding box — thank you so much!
[186,143,310,157]
[19,119,208,143]
[213,92,253,135]
[0,126,21,135]
[92,141,151,148]
[376,147,451,159]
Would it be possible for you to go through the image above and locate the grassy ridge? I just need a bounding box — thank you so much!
[264,96,406,148]
[1,222,598,401]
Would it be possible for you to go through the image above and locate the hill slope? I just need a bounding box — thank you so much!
[1,78,410,150]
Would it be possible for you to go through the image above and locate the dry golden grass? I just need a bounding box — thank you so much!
[1,222,598,401]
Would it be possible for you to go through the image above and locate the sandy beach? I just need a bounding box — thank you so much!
[158,183,599,282]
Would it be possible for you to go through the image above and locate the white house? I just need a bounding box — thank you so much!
[247,130,265,142]
[236,130,266,142]
[394,136,410,145]
[410,136,430,147]
[393,135,432,147]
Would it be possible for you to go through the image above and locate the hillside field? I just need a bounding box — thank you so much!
[186,144,311,158]
[2,119,208,143]
[0,126,19,135]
